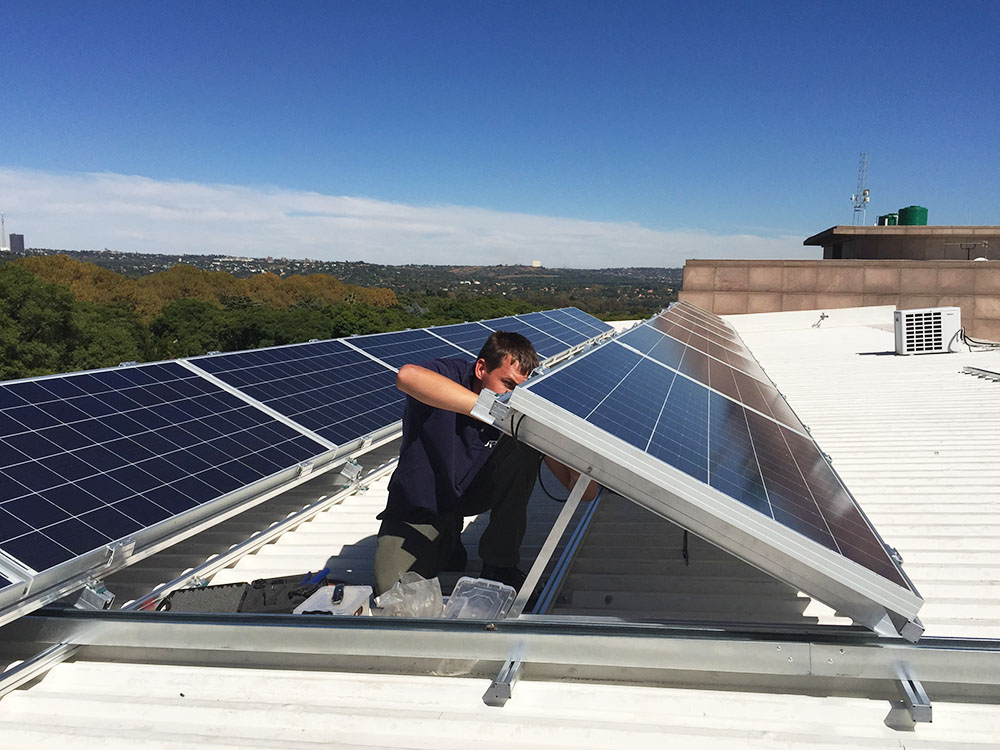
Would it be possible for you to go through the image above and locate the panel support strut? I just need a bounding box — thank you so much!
[507,472,591,619]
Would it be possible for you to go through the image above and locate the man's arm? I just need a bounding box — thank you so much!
[396,364,479,415]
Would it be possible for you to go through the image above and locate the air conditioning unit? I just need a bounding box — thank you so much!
[894,306,961,355]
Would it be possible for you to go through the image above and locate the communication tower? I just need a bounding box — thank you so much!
[851,153,870,225]
[0,213,8,252]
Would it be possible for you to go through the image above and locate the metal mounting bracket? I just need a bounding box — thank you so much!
[896,669,932,723]
[337,459,363,484]
[105,538,135,566]
[483,657,523,707]
[74,579,115,611]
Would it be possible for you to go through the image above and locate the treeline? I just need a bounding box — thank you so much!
[0,256,536,381]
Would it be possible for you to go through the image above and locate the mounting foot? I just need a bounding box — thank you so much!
[483,658,522,707]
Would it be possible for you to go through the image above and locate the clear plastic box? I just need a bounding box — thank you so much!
[442,577,516,619]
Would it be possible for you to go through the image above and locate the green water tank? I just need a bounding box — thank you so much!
[898,205,928,225]
[877,213,898,226]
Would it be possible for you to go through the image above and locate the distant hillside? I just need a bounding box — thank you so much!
[2,247,680,319]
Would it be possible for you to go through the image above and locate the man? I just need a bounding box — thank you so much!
[373,330,590,595]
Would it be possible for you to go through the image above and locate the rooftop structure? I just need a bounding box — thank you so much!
[805,225,998,261]
[1,306,999,746]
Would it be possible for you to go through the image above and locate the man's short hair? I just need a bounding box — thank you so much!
[477,330,539,375]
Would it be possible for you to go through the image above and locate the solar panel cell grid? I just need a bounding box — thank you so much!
[347,329,470,370]
[427,322,491,355]
[479,317,568,358]
[527,343,643,422]
[647,372,709,483]
[517,312,591,347]
[562,307,613,333]
[544,308,609,338]
[588,357,676,451]
[664,315,745,352]
[663,309,743,346]
[191,341,404,446]
[0,364,326,573]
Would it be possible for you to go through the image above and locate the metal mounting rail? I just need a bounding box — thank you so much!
[6,609,1000,704]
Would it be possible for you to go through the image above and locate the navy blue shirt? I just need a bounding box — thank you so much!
[384,358,501,517]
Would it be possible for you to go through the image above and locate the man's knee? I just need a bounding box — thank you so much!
[373,516,453,596]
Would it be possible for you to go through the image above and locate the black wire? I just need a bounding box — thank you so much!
[514,411,603,503]
[537,460,568,502]
[962,328,1000,348]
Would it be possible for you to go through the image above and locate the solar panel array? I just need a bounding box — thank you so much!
[522,300,911,591]
[0,363,328,574]
[0,308,611,592]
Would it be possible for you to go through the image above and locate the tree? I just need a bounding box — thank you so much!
[150,298,226,359]
[0,264,81,379]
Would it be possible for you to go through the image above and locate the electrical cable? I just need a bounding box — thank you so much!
[960,328,1000,351]
[514,412,604,504]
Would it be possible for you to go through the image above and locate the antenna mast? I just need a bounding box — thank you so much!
[851,152,870,225]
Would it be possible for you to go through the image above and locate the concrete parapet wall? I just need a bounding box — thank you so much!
[679,259,1000,342]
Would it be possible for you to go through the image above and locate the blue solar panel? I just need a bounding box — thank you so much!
[650,316,769,383]
[428,322,493,355]
[515,312,592,348]
[621,324,804,433]
[0,363,327,573]
[191,340,403,445]
[562,307,614,335]
[479,316,568,358]
[661,309,744,349]
[348,329,471,370]
[521,338,908,588]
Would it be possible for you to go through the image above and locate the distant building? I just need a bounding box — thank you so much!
[805,225,998,261]
[9,234,24,254]
[679,223,1000,342]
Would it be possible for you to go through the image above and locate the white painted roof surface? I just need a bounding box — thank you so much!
[2,659,1000,749]
[728,305,1000,638]
[3,306,1000,747]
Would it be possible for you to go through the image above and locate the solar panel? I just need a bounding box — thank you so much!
[550,307,613,338]
[427,322,493,355]
[347,329,471,370]
[479,316,569,358]
[189,340,403,446]
[515,312,592,348]
[0,363,328,575]
[502,313,923,639]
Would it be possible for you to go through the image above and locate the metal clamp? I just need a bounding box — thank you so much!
[74,579,115,611]
[106,538,135,566]
[471,388,508,425]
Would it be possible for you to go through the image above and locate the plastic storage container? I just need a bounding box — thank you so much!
[443,577,516,619]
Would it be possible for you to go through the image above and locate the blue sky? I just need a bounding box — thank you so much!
[1,1,997,266]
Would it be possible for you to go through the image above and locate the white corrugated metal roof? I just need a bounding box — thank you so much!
[3,659,1000,749]
[3,306,1000,747]
[728,305,1000,638]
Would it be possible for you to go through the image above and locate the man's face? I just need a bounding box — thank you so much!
[474,355,528,395]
